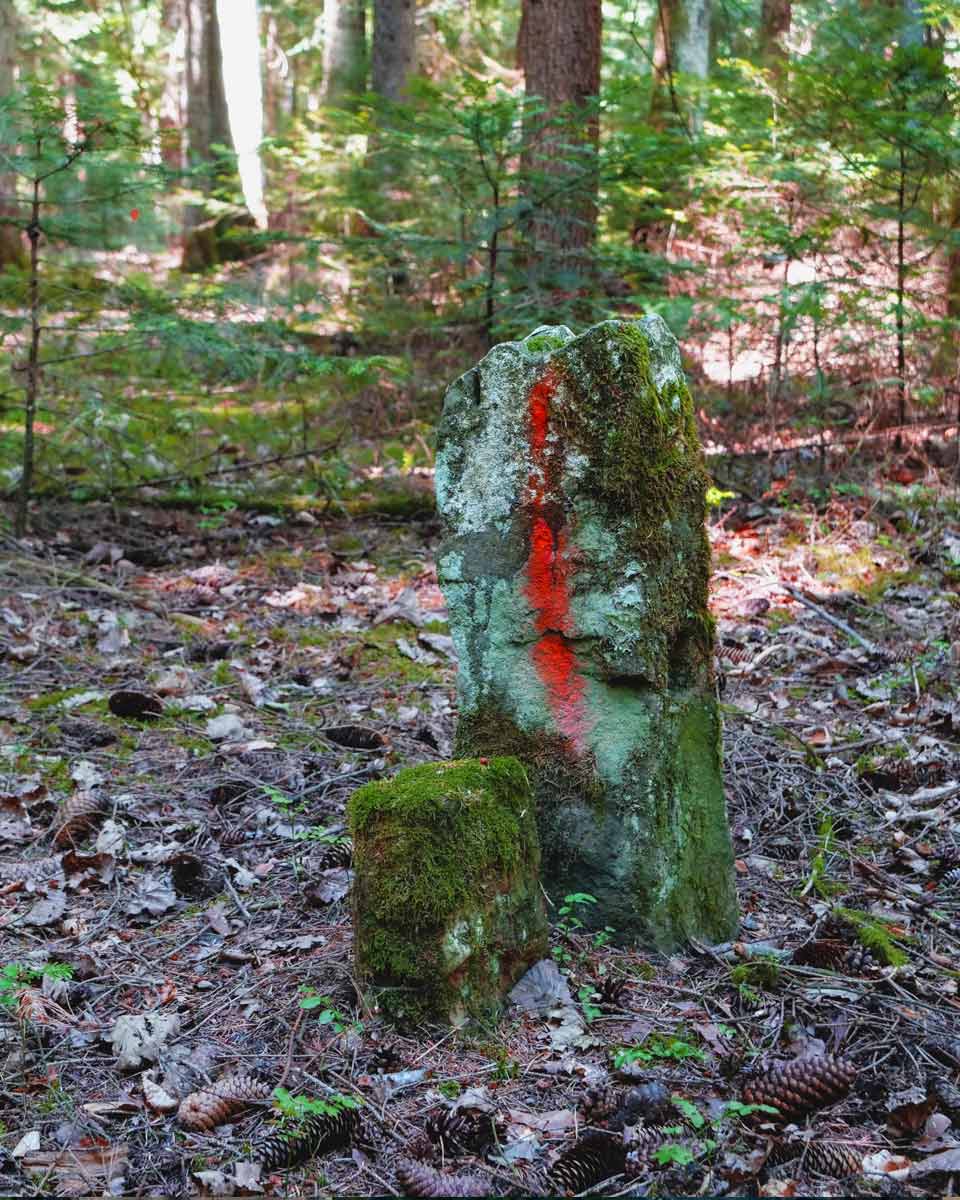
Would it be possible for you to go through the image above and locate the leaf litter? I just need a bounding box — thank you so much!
[0,497,959,1196]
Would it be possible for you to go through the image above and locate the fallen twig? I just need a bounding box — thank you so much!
[779,581,879,655]
[0,554,167,616]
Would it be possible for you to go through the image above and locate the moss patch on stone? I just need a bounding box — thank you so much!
[554,320,711,556]
[348,757,547,1025]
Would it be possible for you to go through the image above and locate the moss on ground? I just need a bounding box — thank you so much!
[834,906,909,967]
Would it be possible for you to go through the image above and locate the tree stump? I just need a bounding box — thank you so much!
[348,757,548,1025]
[435,317,738,948]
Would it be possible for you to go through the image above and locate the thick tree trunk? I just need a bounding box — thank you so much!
[182,0,246,270]
[760,0,791,73]
[216,0,267,228]
[518,0,601,259]
[372,0,416,101]
[321,0,366,106]
[0,1,24,268]
[650,0,711,131]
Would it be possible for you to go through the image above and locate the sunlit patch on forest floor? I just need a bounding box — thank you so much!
[1,477,959,1197]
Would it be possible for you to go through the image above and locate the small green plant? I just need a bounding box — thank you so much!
[294,829,349,844]
[556,892,597,934]
[0,961,73,1010]
[612,1032,706,1070]
[730,955,782,1003]
[577,984,603,1025]
[438,1080,462,1100]
[197,499,238,530]
[272,1087,362,1131]
[298,989,360,1034]
[552,892,599,964]
[800,814,844,898]
[650,1097,780,1167]
[490,1048,520,1082]
[653,1142,697,1167]
[592,924,616,949]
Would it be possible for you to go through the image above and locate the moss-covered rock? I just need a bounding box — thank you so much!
[347,757,548,1026]
[435,318,738,949]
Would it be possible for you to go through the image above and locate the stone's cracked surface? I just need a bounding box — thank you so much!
[348,757,548,1026]
[435,317,738,949]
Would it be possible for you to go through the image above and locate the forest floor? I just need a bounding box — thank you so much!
[1,471,960,1198]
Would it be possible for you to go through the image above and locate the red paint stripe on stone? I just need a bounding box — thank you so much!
[524,367,589,755]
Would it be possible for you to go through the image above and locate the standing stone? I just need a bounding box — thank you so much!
[348,757,548,1026]
[435,317,738,949]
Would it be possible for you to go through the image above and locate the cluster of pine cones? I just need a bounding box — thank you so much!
[171,1051,859,1195]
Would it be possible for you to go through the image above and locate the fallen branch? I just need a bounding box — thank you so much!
[779,581,879,655]
[0,554,167,616]
[96,439,343,495]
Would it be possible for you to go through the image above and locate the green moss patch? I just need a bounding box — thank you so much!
[834,906,909,967]
[348,757,547,1025]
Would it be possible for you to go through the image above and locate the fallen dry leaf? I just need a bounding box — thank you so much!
[110,1012,181,1069]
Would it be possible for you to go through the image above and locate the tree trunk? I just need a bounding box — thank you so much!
[160,0,187,171]
[321,0,366,106]
[216,0,268,229]
[941,192,960,375]
[0,1,24,268]
[182,0,242,270]
[650,0,711,131]
[518,0,601,261]
[760,0,791,73]
[372,0,416,101]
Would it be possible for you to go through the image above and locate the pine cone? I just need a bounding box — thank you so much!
[425,1108,494,1154]
[793,940,878,975]
[595,974,629,1009]
[405,1132,436,1162]
[842,946,880,976]
[804,1141,863,1178]
[170,852,224,900]
[622,1124,676,1154]
[254,1106,360,1170]
[313,841,353,872]
[368,1039,403,1073]
[395,1160,489,1197]
[793,940,849,970]
[178,1074,272,1130]
[942,865,960,889]
[614,1082,673,1128]
[742,1055,857,1122]
[53,792,104,848]
[886,1088,935,1138]
[580,1084,623,1125]
[544,1132,626,1196]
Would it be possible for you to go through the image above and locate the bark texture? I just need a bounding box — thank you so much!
[0,1,24,267]
[435,319,738,949]
[518,0,601,255]
[760,0,791,73]
[650,0,711,130]
[321,0,367,105]
[181,0,260,271]
[372,0,417,101]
